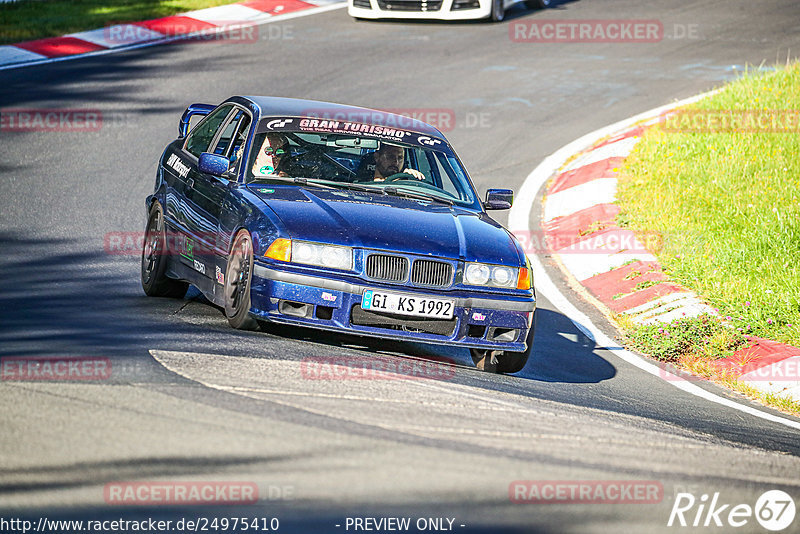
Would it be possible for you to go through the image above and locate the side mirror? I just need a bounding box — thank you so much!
[199,152,230,177]
[485,188,514,210]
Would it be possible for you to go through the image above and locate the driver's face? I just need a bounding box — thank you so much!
[375,146,404,178]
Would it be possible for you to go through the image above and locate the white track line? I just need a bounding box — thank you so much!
[508,93,800,431]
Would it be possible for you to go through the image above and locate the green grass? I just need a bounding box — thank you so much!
[618,313,800,416]
[0,0,242,45]
[623,314,746,363]
[617,62,800,349]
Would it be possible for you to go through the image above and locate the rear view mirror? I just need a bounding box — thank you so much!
[333,137,379,149]
[485,188,514,210]
[199,152,230,176]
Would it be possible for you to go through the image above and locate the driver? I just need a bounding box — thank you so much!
[359,143,425,182]
[252,133,291,177]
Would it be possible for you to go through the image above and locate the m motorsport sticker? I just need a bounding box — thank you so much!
[216,266,225,285]
[166,153,190,179]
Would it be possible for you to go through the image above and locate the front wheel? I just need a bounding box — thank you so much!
[471,320,535,374]
[224,230,258,330]
[141,204,188,298]
[489,0,505,22]
[524,0,551,9]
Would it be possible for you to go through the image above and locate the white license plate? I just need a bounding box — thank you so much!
[361,290,454,319]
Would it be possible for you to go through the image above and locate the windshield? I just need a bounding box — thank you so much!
[246,130,478,207]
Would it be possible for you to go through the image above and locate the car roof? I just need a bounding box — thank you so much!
[232,95,447,140]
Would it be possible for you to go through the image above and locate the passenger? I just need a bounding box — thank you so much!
[252,133,291,177]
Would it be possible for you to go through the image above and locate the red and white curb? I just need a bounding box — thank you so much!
[539,119,800,402]
[542,122,717,323]
[0,0,345,70]
[509,94,800,428]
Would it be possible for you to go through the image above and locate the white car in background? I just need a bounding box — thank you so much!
[349,0,550,22]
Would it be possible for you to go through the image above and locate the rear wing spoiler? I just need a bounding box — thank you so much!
[178,103,216,138]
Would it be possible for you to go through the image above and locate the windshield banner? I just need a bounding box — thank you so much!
[257,117,451,152]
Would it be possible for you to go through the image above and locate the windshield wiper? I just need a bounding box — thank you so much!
[383,186,454,206]
[251,176,337,190]
[328,182,386,194]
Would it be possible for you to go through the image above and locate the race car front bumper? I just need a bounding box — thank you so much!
[251,263,535,352]
[348,0,492,21]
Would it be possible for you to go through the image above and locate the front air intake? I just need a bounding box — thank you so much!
[366,254,409,282]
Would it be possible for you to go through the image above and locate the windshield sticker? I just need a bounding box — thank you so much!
[266,118,294,130]
[299,118,410,141]
[257,188,275,194]
[258,117,450,151]
[417,135,442,147]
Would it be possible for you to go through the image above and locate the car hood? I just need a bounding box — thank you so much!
[249,186,522,265]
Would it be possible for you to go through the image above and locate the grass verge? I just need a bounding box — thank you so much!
[617,314,800,417]
[615,61,800,416]
[0,0,242,45]
[618,62,800,347]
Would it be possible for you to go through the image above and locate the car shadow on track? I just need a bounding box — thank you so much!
[187,279,616,385]
[3,233,799,458]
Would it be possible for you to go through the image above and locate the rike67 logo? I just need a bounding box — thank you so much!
[668,490,796,531]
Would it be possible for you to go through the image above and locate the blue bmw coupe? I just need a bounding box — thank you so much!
[142,96,535,373]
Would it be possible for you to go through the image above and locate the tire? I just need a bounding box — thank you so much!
[471,349,499,372]
[524,0,551,9]
[224,229,258,330]
[141,203,188,298]
[489,0,505,22]
[470,319,536,374]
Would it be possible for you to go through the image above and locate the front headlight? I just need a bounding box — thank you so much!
[464,262,518,289]
[291,240,353,270]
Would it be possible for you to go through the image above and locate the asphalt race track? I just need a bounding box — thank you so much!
[1,1,800,532]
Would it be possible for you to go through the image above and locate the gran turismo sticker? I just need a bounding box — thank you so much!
[417,136,442,147]
[266,118,293,130]
[258,117,450,152]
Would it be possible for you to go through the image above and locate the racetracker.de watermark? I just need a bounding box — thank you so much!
[105,231,219,256]
[659,360,800,383]
[102,21,293,45]
[107,229,665,256]
[300,356,457,381]
[301,109,453,132]
[104,482,259,506]
[510,20,663,43]
[1,109,102,132]
[510,480,664,504]
[300,108,492,132]
[512,229,663,255]
[0,356,111,381]
[660,109,800,133]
